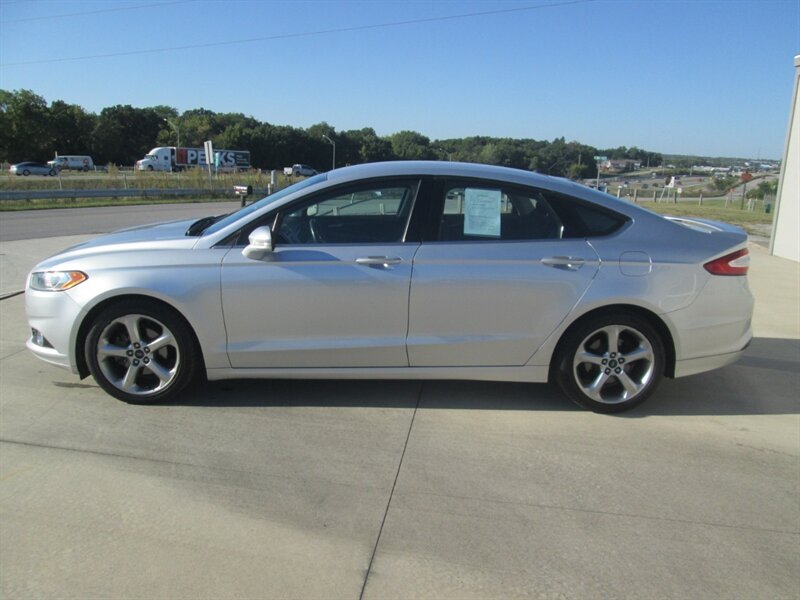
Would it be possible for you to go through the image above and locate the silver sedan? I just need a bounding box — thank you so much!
[10,161,57,176]
[25,161,753,412]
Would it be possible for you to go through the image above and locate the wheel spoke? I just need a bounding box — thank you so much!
[603,325,621,353]
[145,360,174,385]
[97,343,129,359]
[118,315,143,346]
[120,364,141,391]
[617,371,642,398]
[147,332,175,352]
[576,351,605,366]
[584,371,610,401]
[622,345,653,364]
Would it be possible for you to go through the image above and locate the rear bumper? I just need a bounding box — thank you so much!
[673,344,749,378]
[665,272,754,374]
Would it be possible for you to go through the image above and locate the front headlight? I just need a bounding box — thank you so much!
[29,271,87,291]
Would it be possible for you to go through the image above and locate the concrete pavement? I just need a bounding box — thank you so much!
[0,237,798,599]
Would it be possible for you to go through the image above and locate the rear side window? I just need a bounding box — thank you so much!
[437,185,564,241]
[543,191,629,238]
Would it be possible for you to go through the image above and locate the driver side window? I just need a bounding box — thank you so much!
[275,180,418,244]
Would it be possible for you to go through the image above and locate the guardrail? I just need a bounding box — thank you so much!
[0,187,270,201]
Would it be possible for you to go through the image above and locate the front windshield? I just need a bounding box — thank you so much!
[202,173,328,236]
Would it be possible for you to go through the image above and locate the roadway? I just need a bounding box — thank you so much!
[0,201,241,242]
[0,208,798,598]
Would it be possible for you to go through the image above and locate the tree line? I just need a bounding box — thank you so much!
[1,89,662,178]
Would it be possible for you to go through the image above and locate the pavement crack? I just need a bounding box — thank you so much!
[359,382,423,600]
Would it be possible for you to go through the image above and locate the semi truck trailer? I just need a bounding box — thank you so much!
[136,147,250,172]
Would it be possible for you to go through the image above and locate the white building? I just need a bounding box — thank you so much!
[770,55,800,262]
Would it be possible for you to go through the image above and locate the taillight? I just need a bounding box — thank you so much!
[704,248,749,276]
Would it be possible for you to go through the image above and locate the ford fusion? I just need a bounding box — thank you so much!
[25,161,753,412]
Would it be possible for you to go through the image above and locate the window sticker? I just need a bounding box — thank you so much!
[464,188,501,238]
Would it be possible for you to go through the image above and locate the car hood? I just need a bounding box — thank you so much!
[71,218,197,249]
[34,218,201,269]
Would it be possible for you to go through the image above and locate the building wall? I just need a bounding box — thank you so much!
[770,55,800,262]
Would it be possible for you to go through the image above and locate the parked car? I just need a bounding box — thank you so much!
[10,162,56,176]
[25,161,753,412]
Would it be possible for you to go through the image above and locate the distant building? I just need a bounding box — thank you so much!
[599,159,635,173]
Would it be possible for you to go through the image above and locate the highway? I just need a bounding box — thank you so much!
[0,201,241,242]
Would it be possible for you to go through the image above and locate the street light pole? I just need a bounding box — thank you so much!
[163,118,180,147]
[322,134,335,171]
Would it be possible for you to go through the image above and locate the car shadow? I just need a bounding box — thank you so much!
[168,336,798,416]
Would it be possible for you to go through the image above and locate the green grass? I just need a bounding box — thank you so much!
[0,168,302,210]
[0,196,239,211]
[0,168,292,192]
[636,200,774,232]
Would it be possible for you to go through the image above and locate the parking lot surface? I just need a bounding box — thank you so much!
[1,234,798,598]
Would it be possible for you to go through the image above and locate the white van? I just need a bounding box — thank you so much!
[48,155,94,172]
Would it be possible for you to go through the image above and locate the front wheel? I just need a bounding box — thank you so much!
[85,300,201,404]
[554,313,664,413]
[48,169,56,176]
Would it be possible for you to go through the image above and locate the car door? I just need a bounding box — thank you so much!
[407,179,601,367]
[221,179,421,368]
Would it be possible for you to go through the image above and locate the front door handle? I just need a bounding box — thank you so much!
[355,256,403,269]
[541,256,585,271]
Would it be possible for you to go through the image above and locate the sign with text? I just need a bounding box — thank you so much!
[464,188,501,238]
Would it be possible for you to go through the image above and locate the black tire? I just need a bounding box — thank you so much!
[48,169,56,176]
[85,299,201,404]
[83,165,89,172]
[553,312,664,413]
[22,169,30,176]
[147,165,154,171]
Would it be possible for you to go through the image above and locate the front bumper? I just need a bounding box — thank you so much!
[25,287,84,374]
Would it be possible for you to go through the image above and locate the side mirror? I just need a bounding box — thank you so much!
[242,226,273,260]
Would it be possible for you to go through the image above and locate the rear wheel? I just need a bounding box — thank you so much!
[554,313,664,413]
[85,300,201,404]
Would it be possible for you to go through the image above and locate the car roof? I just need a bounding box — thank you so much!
[326,161,594,200]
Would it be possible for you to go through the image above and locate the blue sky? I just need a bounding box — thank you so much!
[1,0,798,158]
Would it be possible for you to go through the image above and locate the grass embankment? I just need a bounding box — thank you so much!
[636,200,773,233]
[0,168,290,191]
[0,168,296,210]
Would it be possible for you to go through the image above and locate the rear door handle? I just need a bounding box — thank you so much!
[541,256,585,271]
[355,256,403,269]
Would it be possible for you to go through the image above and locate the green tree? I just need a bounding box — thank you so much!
[48,100,96,156]
[389,131,435,160]
[92,105,163,164]
[0,89,51,162]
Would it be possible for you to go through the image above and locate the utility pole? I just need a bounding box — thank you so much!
[322,134,336,171]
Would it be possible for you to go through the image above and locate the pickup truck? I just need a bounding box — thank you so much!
[284,164,319,177]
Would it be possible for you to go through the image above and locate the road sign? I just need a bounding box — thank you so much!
[593,155,607,161]
[203,140,213,166]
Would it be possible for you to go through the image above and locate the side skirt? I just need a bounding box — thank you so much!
[206,365,549,383]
